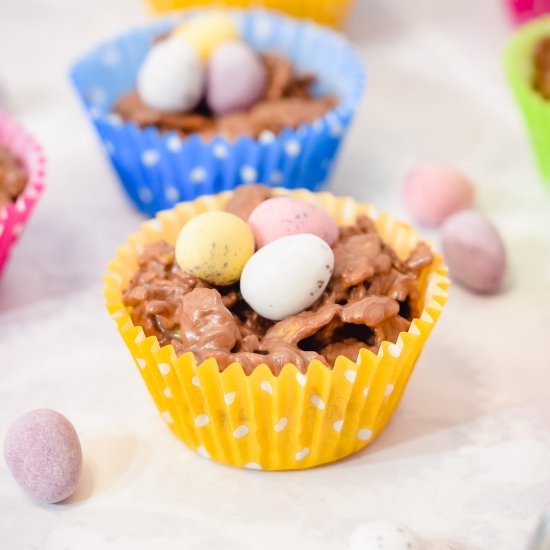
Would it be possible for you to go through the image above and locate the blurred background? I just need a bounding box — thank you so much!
[1,2,550,549]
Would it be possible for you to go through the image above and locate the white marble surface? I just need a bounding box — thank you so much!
[1,1,550,548]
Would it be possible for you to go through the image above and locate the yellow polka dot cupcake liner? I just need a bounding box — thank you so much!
[146,0,354,29]
[104,189,449,470]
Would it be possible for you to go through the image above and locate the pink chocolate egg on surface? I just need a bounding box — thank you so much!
[442,210,507,294]
[206,40,267,116]
[4,409,82,504]
[402,164,475,226]
[248,196,339,248]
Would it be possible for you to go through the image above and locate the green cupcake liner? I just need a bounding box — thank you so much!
[505,16,550,186]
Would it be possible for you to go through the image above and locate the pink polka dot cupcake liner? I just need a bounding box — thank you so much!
[505,0,550,24]
[0,113,46,276]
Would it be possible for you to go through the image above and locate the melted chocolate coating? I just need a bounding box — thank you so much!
[123,186,434,374]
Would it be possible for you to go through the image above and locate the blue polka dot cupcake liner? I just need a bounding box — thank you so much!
[69,9,365,217]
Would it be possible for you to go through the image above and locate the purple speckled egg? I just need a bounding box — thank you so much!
[4,409,82,503]
[442,210,507,294]
[206,40,267,116]
[402,164,475,226]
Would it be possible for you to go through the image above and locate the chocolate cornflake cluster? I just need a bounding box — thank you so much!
[115,53,336,141]
[123,186,433,374]
[0,146,28,209]
[533,37,550,99]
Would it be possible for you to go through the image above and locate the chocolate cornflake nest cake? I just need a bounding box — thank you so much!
[115,53,337,141]
[0,146,28,209]
[123,185,434,374]
[532,36,550,99]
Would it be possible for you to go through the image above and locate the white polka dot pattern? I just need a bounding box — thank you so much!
[240,166,257,183]
[310,395,325,410]
[194,414,210,427]
[197,446,210,459]
[158,363,170,375]
[190,167,207,183]
[295,448,310,461]
[138,187,153,204]
[233,425,249,439]
[213,144,228,158]
[166,135,182,152]
[358,429,373,441]
[165,186,179,202]
[344,369,357,383]
[141,150,160,167]
[271,170,283,184]
[333,420,344,432]
[224,392,236,405]
[260,381,273,394]
[284,140,301,157]
[274,417,288,432]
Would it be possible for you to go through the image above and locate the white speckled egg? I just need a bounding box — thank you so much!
[240,233,334,321]
[349,520,425,550]
[442,209,506,294]
[248,196,339,248]
[4,409,82,504]
[137,37,205,112]
[206,40,267,116]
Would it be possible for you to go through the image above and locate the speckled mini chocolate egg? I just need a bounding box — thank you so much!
[402,164,475,226]
[349,520,424,550]
[248,196,339,248]
[175,211,255,286]
[206,40,267,116]
[442,209,507,294]
[172,11,239,62]
[4,409,82,504]
[137,37,205,112]
[240,233,334,321]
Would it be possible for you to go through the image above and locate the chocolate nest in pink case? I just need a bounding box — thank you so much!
[0,145,28,210]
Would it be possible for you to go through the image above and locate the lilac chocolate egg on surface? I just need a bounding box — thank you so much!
[248,196,339,248]
[442,210,507,294]
[4,409,82,503]
[402,164,475,226]
[206,40,267,116]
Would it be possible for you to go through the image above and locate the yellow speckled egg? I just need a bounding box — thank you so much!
[171,12,239,63]
[175,211,254,286]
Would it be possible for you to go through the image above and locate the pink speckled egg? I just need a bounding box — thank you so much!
[442,210,507,294]
[4,409,82,503]
[206,40,267,116]
[402,164,475,226]
[248,197,339,249]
